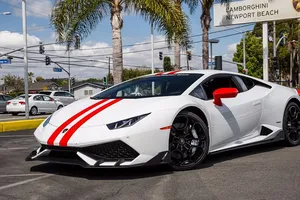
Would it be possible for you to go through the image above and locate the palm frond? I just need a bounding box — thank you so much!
[50,0,110,50]
[124,0,191,48]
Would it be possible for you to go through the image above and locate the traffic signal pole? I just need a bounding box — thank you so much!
[22,0,29,119]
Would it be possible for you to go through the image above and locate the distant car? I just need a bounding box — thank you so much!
[39,91,76,106]
[6,94,64,116]
[0,94,13,113]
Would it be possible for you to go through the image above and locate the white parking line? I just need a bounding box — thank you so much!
[0,174,46,178]
[0,147,30,150]
[0,135,34,138]
[0,174,53,190]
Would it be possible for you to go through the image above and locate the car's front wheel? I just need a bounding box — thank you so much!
[169,111,209,171]
[283,102,300,146]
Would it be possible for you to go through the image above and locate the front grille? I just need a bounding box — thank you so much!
[83,141,139,160]
[42,141,139,161]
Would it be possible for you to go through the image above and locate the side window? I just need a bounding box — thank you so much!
[239,76,255,90]
[190,85,206,100]
[4,96,13,101]
[234,76,248,92]
[43,96,52,101]
[54,92,64,97]
[202,76,240,100]
[64,92,73,97]
[0,96,4,101]
[33,95,44,101]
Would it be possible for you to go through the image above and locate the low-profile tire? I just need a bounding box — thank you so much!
[283,102,300,146]
[29,106,38,116]
[169,111,209,171]
[11,113,18,116]
[57,105,63,110]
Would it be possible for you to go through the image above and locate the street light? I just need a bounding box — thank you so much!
[232,29,247,73]
[0,12,11,15]
[208,39,219,69]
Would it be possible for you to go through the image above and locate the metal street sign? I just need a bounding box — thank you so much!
[53,67,62,72]
[0,59,11,64]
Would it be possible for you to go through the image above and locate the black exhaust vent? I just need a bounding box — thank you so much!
[260,126,273,136]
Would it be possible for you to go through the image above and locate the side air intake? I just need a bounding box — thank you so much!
[260,126,273,136]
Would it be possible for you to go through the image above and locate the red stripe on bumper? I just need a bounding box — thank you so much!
[59,98,122,147]
[47,99,109,146]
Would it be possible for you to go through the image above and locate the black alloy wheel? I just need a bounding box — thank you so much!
[169,111,209,171]
[283,102,300,146]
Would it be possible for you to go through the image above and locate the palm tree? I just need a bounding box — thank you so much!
[182,0,230,69]
[51,0,189,84]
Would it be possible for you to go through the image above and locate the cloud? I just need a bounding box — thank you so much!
[228,43,238,54]
[10,0,52,18]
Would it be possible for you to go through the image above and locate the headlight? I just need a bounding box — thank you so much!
[43,115,52,127]
[106,113,150,130]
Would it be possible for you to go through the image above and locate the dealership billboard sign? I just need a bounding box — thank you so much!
[214,0,300,26]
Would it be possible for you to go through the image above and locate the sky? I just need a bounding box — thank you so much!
[0,0,254,81]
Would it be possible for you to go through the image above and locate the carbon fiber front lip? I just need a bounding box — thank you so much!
[25,148,171,168]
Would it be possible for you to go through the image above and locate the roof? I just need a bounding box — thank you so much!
[71,82,111,90]
[28,81,61,91]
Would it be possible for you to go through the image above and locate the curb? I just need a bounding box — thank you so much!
[0,119,44,132]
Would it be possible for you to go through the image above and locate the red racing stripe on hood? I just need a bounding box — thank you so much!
[59,98,122,147]
[47,99,109,146]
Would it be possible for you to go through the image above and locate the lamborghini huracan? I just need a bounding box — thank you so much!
[26,70,300,170]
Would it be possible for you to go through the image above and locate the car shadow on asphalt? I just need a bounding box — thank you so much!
[30,142,285,179]
[196,142,285,170]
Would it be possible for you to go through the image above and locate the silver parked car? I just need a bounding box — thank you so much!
[6,94,64,116]
[39,90,76,106]
[0,94,13,113]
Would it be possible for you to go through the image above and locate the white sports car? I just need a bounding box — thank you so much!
[26,70,300,170]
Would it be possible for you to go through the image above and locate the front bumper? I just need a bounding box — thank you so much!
[25,142,171,168]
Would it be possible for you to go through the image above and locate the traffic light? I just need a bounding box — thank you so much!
[45,56,51,65]
[159,52,163,60]
[214,56,222,70]
[39,42,45,54]
[272,57,278,70]
[187,51,192,60]
[71,77,75,86]
[103,77,107,85]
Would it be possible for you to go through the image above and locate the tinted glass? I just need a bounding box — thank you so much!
[202,76,239,100]
[39,91,52,95]
[33,95,44,101]
[239,76,255,90]
[43,96,52,101]
[4,96,13,101]
[0,95,4,101]
[54,92,65,96]
[92,74,203,99]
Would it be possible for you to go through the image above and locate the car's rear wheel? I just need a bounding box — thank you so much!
[283,102,300,146]
[169,111,209,171]
[30,106,38,116]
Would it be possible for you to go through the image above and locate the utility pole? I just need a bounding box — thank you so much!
[298,19,300,86]
[107,56,111,84]
[22,0,29,119]
[68,50,71,93]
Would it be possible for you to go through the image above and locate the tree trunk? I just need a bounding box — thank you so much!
[201,8,211,70]
[111,5,123,84]
[174,42,181,70]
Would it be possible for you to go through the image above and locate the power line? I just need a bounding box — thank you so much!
[45,24,254,52]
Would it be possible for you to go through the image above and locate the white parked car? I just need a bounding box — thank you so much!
[39,91,76,106]
[6,94,64,116]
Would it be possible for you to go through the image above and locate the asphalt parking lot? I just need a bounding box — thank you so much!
[0,130,299,200]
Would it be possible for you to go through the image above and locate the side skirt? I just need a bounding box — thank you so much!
[209,131,285,155]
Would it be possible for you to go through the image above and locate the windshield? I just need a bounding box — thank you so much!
[92,73,203,99]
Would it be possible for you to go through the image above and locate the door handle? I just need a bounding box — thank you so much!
[253,101,261,106]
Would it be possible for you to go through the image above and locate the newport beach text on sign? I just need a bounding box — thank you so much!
[226,3,279,20]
